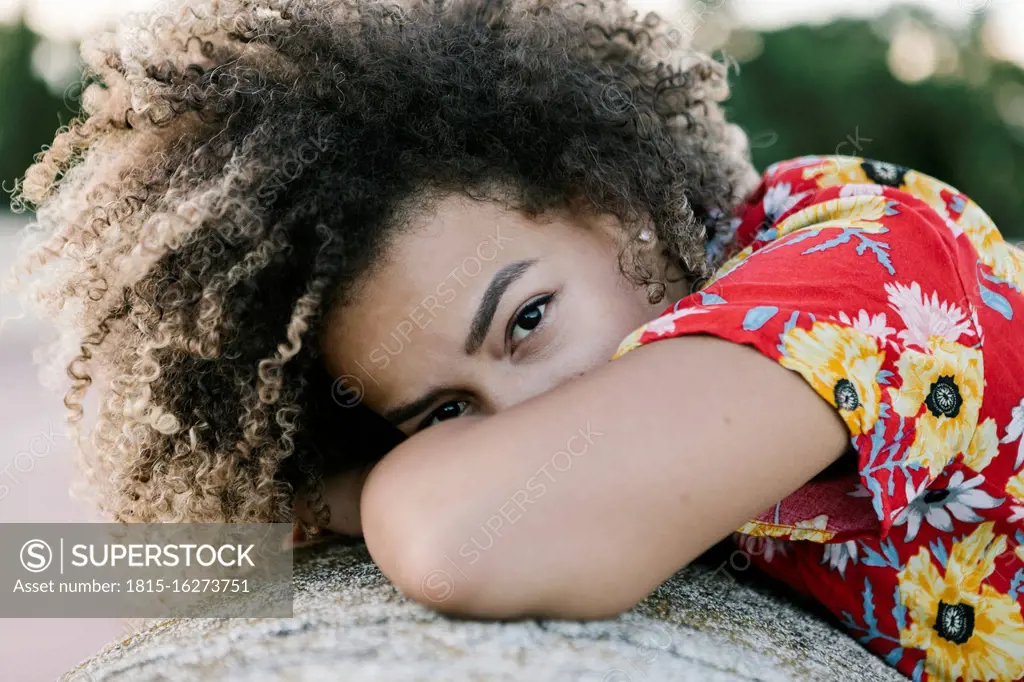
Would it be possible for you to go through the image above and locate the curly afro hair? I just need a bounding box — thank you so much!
[10,0,758,529]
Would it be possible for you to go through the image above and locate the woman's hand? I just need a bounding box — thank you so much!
[296,415,483,537]
[295,464,375,537]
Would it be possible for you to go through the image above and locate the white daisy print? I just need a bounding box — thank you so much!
[839,183,885,198]
[762,182,810,222]
[883,281,975,349]
[892,471,1003,542]
[1001,397,1024,471]
[943,214,964,239]
[969,302,984,343]
[820,541,859,577]
[644,307,711,337]
[837,310,896,343]
[866,160,905,185]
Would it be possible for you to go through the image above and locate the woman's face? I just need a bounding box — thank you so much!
[321,194,686,436]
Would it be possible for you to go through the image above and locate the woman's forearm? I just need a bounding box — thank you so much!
[360,335,849,619]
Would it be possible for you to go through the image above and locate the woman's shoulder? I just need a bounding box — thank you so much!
[709,155,1012,277]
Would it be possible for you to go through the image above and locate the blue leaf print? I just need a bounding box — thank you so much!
[928,537,949,569]
[699,291,727,305]
[839,577,902,646]
[799,227,895,275]
[883,199,901,216]
[884,648,904,667]
[881,540,902,570]
[767,228,823,253]
[866,476,886,522]
[868,418,887,463]
[912,659,925,682]
[884,418,907,497]
[890,415,905,448]
[803,230,854,253]
[859,540,902,571]
[983,266,1023,293]
[840,610,858,631]
[978,279,1013,320]
[876,369,894,386]
[1009,568,1024,601]
[774,311,798,352]
[742,306,779,331]
[852,232,895,275]
[860,542,890,568]
[892,585,907,631]
[782,310,800,333]
[862,579,878,632]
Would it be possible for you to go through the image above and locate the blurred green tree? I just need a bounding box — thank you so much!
[0,7,1022,236]
[723,11,1024,236]
[0,17,78,207]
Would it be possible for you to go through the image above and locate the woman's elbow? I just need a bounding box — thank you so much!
[366,510,635,620]
[363,484,637,620]
[358,427,643,621]
[359,441,487,615]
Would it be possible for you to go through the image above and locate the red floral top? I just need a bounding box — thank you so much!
[612,156,1024,682]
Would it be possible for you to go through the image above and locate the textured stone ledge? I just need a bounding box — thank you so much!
[63,540,906,681]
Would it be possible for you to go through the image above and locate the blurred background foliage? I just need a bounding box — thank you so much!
[1,2,1023,234]
[711,7,1024,236]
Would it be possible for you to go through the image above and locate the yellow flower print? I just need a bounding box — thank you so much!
[611,308,711,360]
[789,514,834,543]
[802,156,873,187]
[1007,472,1024,502]
[735,514,835,543]
[773,195,891,238]
[902,169,958,222]
[898,522,1024,682]
[779,322,884,436]
[889,338,983,478]
[957,199,1024,291]
[1007,472,1024,544]
[702,244,755,287]
[611,325,647,360]
[961,417,1000,473]
[735,520,781,537]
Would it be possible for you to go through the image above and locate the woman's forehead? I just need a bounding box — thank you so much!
[320,198,605,401]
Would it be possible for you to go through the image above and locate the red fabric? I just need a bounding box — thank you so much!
[612,156,1024,681]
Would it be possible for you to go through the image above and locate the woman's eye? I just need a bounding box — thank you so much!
[510,297,549,345]
[423,400,468,429]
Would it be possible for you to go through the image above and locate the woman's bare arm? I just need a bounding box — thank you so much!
[357,335,849,619]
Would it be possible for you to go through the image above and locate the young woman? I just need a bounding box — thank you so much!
[11,0,1024,679]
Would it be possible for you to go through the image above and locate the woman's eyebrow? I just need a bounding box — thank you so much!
[464,259,537,355]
